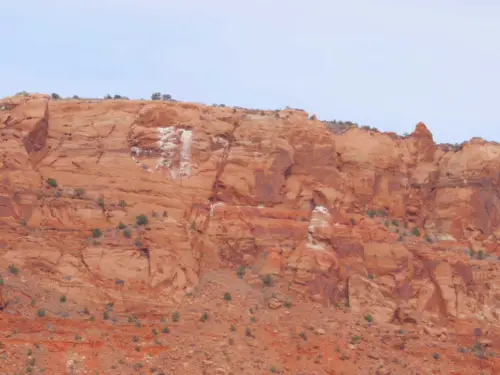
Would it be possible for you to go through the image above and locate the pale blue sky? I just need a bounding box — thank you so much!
[1,0,499,143]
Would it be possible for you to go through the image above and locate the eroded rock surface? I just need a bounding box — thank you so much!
[1,94,500,374]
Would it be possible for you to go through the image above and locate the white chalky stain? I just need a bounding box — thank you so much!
[179,129,193,177]
[157,126,178,170]
[306,205,330,251]
[210,202,225,217]
[152,126,193,179]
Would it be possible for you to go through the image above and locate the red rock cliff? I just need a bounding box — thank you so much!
[2,93,500,329]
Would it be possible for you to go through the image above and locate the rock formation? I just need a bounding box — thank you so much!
[1,93,500,374]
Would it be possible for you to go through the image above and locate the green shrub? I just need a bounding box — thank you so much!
[364,314,373,323]
[60,295,67,303]
[123,229,132,238]
[136,214,148,226]
[411,227,421,237]
[8,264,19,275]
[262,274,273,286]
[37,309,46,317]
[200,312,208,322]
[92,228,102,238]
[172,311,180,322]
[223,292,232,301]
[118,222,126,230]
[46,178,58,188]
[236,266,246,279]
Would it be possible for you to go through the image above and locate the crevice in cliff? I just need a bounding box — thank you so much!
[79,249,92,275]
[208,117,241,204]
[24,101,50,169]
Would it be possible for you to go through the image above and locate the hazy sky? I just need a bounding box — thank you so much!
[1,0,499,143]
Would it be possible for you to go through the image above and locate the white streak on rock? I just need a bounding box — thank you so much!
[178,129,193,178]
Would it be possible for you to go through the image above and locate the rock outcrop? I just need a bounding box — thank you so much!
[2,93,500,329]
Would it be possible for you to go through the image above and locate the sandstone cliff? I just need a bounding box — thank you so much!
[1,93,500,374]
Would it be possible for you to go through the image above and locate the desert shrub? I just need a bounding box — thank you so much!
[46,178,58,188]
[136,214,148,226]
[236,265,246,279]
[200,312,208,322]
[92,228,102,238]
[262,274,273,286]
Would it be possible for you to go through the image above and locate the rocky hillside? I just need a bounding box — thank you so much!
[1,93,499,374]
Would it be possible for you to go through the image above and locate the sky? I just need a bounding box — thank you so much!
[1,0,499,144]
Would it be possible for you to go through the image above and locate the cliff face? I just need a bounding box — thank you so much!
[1,94,500,373]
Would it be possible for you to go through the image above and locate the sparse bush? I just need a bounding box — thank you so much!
[97,197,105,209]
[103,311,109,320]
[118,222,126,230]
[161,94,172,101]
[119,200,126,208]
[350,335,361,345]
[172,311,180,322]
[92,228,102,238]
[162,326,170,334]
[37,309,46,317]
[151,92,161,100]
[51,93,61,100]
[262,274,273,287]
[223,292,232,301]
[135,239,143,247]
[364,314,373,323]
[46,178,58,188]
[60,295,67,303]
[411,227,421,237]
[230,324,236,331]
[299,331,308,341]
[123,229,132,238]
[8,264,19,275]
[432,352,440,360]
[132,335,139,342]
[74,188,85,198]
[72,95,80,99]
[245,327,252,337]
[136,214,148,226]
[200,312,208,322]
